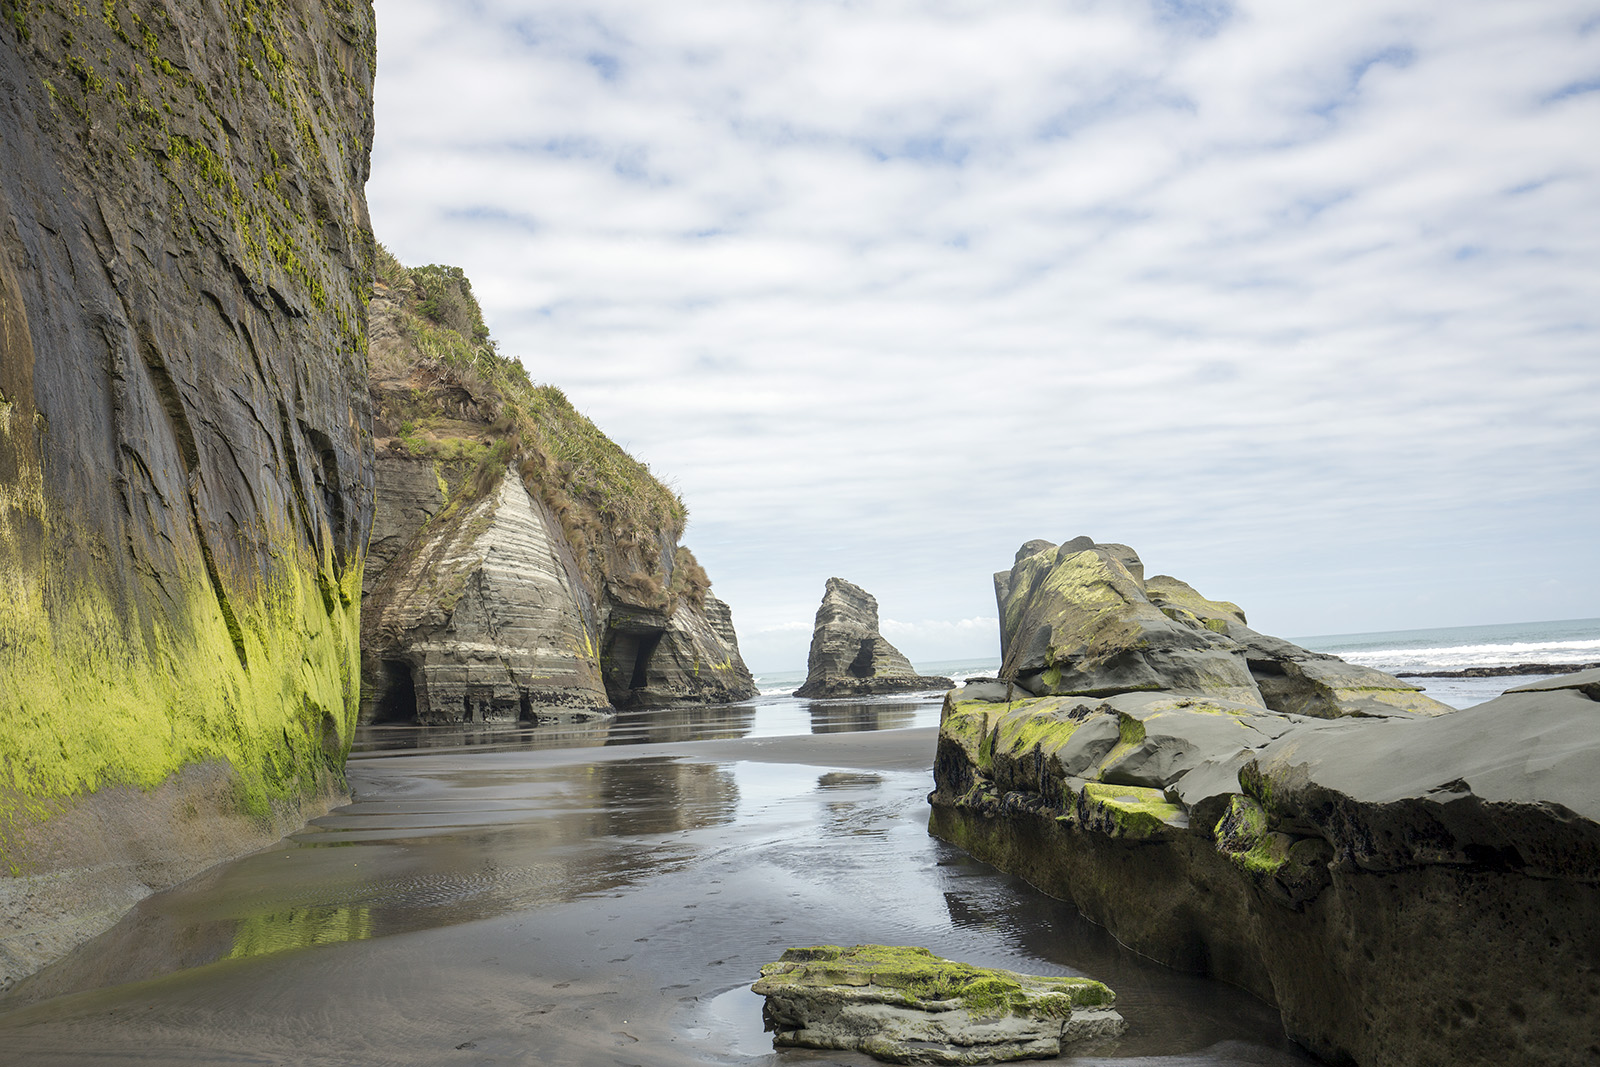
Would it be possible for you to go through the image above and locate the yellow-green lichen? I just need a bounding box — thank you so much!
[753,945,1113,1017]
[0,507,362,857]
[1078,781,1182,839]
[1213,793,1290,876]
[1095,713,1146,774]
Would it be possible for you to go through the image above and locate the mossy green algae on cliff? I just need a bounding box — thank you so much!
[0,0,376,859]
[0,509,360,832]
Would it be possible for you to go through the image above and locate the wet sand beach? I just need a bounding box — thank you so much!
[0,706,1316,1066]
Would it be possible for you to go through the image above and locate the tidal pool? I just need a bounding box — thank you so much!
[0,712,1317,1066]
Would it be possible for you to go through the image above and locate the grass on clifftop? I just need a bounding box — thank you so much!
[372,245,687,594]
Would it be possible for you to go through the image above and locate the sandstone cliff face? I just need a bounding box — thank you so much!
[931,541,1599,1066]
[0,0,375,985]
[358,269,754,721]
[794,578,952,698]
[363,464,609,722]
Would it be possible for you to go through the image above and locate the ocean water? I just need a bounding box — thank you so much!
[1296,616,1600,708]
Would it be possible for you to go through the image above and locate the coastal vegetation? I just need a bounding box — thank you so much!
[370,244,686,601]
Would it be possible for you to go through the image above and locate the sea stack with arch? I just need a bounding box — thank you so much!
[794,578,954,698]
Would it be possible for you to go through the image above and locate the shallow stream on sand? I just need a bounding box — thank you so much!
[0,697,1317,1066]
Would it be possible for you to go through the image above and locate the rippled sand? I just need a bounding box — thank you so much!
[0,711,1317,1066]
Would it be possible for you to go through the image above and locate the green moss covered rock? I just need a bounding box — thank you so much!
[753,945,1124,1063]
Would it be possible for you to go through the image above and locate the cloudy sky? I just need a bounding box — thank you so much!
[368,1,1599,672]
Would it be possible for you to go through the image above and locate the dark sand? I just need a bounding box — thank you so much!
[0,723,1316,1066]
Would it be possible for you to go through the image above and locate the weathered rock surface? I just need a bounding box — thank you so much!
[1,0,375,985]
[359,275,753,720]
[603,595,757,708]
[752,945,1123,1064]
[362,465,609,722]
[996,538,1448,718]
[997,542,1261,704]
[795,579,953,698]
[931,542,1600,1067]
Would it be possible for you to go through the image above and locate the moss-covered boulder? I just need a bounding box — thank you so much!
[995,541,1263,704]
[931,544,1600,1067]
[752,945,1123,1064]
[996,538,1449,719]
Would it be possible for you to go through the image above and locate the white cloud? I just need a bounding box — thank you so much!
[370,0,1600,667]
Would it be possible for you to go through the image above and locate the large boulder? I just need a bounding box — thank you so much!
[795,579,953,698]
[752,945,1123,1064]
[996,540,1263,705]
[932,546,1600,1067]
[995,538,1447,719]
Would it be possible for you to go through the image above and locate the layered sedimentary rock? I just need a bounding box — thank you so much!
[362,465,609,722]
[752,945,1123,1064]
[0,0,376,987]
[795,578,953,697]
[931,541,1600,1067]
[359,271,754,720]
[996,538,1451,718]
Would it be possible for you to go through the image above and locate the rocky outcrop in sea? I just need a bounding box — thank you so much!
[1,0,376,988]
[930,538,1600,1067]
[358,272,754,722]
[795,578,953,698]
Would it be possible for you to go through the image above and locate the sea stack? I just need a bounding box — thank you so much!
[794,578,953,697]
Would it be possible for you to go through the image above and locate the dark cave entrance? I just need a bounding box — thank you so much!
[374,660,419,723]
[604,626,666,705]
[629,630,665,690]
[848,638,876,679]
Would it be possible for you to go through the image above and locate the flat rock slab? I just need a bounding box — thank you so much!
[751,944,1124,1064]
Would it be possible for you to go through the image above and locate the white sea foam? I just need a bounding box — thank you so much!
[1340,637,1600,673]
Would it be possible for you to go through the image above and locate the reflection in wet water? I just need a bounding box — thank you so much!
[349,691,945,756]
[7,756,740,1004]
[808,701,921,733]
[227,906,373,960]
[2,721,1317,1067]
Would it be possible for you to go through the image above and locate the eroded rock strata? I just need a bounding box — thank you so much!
[1,0,376,987]
[796,578,953,697]
[752,944,1123,1064]
[930,539,1600,1067]
[358,263,754,722]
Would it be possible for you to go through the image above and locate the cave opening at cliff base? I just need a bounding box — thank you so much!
[603,626,666,705]
[374,659,418,723]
